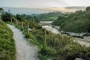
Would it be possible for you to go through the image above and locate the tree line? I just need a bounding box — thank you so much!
[52,6,90,33]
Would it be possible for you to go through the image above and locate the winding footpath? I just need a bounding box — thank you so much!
[7,24,39,60]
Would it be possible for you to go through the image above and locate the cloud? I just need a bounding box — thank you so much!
[65,6,86,10]
[65,0,90,6]
[45,7,77,12]
[44,6,86,12]
[25,0,69,8]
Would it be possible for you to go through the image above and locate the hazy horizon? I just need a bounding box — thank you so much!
[0,0,90,8]
[0,0,90,14]
[1,6,86,15]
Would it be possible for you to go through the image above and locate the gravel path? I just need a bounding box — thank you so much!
[7,24,39,60]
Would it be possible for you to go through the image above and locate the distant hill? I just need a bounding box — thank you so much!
[1,6,86,15]
[36,11,62,21]
[1,6,86,21]
[65,6,86,10]
[2,7,53,15]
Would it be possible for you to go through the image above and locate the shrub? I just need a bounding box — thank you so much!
[36,25,42,29]
[25,34,31,38]
[39,55,47,60]
[41,47,55,56]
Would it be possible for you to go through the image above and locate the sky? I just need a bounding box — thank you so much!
[0,0,90,13]
[0,0,90,8]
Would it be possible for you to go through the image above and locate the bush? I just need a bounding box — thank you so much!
[25,34,31,38]
[39,55,47,60]
[41,47,55,56]
[31,28,90,60]
[36,25,42,29]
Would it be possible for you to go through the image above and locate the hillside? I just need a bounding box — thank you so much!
[36,11,62,21]
[52,6,90,33]
[0,20,16,60]
[52,15,66,26]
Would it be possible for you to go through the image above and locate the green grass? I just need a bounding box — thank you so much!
[0,20,16,60]
[11,21,90,60]
[41,17,57,21]
[29,28,90,60]
[39,55,47,60]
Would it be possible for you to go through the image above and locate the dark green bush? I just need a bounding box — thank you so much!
[25,34,31,38]
[39,55,47,60]
[36,25,42,29]
[41,47,55,56]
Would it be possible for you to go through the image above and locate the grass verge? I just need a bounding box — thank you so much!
[0,20,16,60]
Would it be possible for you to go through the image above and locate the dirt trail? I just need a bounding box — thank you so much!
[7,24,39,60]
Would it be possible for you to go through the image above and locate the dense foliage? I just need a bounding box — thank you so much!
[1,11,39,23]
[1,12,16,22]
[16,20,90,60]
[36,11,62,21]
[29,27,90,60]
[52,7,90,33]
[52,15,66,26]
[15,14,39,23]
[0,20,16,60]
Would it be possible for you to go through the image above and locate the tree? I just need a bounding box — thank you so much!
[0,8,4,20]
[33,16,39,23]
[16,14,25,21]
[86,6,90,12]
[0,8,4,14]
[29,18,37,28]
[1,12,14,22]
[52,16,66,26]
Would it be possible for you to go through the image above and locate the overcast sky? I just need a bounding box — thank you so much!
[0,0,90,8]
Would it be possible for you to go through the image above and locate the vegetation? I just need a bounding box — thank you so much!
[1,6,90,60]
[36,11,62,21]
[15,14,26,21]
[52,7,90,33]
[15,14,39,23]
[28,25,90,60]
[0,8,4,14]
[14,19,90,60]
[0,20,16,60]
[5,7,90,60]
[1,11,16,22]
[52,15,66,26]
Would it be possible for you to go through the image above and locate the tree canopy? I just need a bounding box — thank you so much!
[0,8,4,12]
[86,6,90,12]
[52,6,90,33]
[1,12,16,22]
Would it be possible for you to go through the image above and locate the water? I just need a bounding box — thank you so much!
[7,24,39,60]
[75,58,84,60]
[42,25,90,60]
[42,25,90,47]
[42,26,60,34]
[40,21,53,24]
[7,24,90,60]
